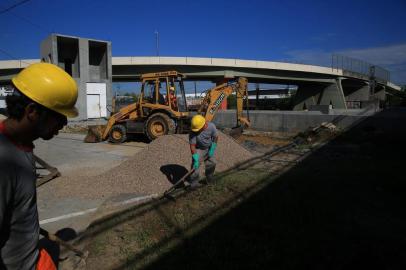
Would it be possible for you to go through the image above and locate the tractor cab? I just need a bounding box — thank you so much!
[139,71,188,117]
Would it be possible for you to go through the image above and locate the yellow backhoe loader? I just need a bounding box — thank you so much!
[84,71,250,143]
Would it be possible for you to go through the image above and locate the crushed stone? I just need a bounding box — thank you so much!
[45,132,253,199]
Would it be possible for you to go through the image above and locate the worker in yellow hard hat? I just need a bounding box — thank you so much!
[0,62,78,269]
[188,114,218,189]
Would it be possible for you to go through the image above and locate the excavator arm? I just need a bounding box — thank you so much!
[198,77,250,128]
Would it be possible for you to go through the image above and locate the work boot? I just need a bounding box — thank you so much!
[205,174,215,184]
[189,180,202,190]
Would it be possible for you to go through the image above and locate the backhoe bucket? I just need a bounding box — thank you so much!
[229,125,244,138]
[84,125,106,143]
[229,116,250,138]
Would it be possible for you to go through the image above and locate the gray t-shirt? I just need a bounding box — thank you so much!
[0,134,39,270]
[189,122,218,149]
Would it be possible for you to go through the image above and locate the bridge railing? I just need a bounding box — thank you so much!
[332,54,390,83]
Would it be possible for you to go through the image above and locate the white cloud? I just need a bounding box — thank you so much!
[284,43,406,85]
[342,44,406,66]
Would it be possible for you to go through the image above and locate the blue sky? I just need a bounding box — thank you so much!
[1,0,406,86]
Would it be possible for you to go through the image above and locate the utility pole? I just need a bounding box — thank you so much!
[154,30,159,56]
[255,83,260,110]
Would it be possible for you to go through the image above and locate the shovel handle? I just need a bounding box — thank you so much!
[163,168,195,196]
[40,228,86,258]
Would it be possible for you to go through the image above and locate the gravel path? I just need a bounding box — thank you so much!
[46,132,253,199]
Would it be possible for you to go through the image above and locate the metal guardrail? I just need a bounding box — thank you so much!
[332,54,390,83]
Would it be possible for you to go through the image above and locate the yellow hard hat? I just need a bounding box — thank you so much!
[12,63,78,118]
[169,86,175,91]
[191,114,205,132]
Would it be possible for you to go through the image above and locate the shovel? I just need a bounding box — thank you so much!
[162,168,195,199]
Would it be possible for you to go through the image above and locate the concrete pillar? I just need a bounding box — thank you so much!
[105,42,113,116]
[293,83,324,110]
[372,85,386,101]
[293,79,347,110]
[318,78,347,109]
[77,38,89,121]
[345,84,370,101]
[341,80,371,109]
[255,83,260,110]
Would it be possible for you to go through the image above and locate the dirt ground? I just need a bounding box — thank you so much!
[237,133,291,147]
[74,108,406,270]
[73,131,312,269]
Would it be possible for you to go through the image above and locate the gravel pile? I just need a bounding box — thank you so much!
[50,131,253,199]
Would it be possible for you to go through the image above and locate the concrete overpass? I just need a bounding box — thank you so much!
[0,56,402,111]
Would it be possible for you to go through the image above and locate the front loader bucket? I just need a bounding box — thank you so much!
[229,125,244,138]
[84,125,106,143]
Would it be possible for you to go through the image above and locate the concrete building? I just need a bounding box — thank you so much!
[40,34,112,120]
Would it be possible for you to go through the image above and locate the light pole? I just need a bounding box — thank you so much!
[154,30,159,56]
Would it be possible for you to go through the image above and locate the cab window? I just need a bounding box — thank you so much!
[142,80,156,103]
[158,79,167,105]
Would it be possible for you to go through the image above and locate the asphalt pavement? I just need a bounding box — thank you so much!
[35,132,148,234]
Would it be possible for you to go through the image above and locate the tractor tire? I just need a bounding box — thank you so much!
[108,124,127,144]
[145,113,176,141]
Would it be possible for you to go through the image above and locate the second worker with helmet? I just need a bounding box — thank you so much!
[189,114,218,188]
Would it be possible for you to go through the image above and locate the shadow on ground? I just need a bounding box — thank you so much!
[79,108,406,270]
[39,228,77,268]
[126,133,151,143]
[160,164,189,184]
[137,108,406,270]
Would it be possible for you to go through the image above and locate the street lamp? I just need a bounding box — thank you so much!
[154,30,159,56]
